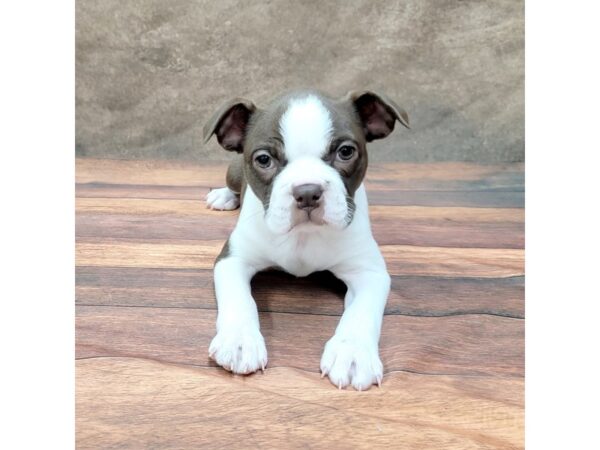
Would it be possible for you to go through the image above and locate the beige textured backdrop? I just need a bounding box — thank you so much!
[76,0,524,162]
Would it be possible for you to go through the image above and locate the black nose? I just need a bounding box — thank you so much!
[292,183,323,210]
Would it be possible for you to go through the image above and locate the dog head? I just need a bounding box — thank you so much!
[204,90,409,234]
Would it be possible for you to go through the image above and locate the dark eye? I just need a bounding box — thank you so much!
[254,152,273,169]
[337,145,355,161]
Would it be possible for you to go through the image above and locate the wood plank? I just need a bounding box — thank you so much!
[76,183,207,200]
[76,239,524,277]
[76,306,524,377]
[380,245,524,277]
[76,159,226,187]
[76,212,523,248]
[76,199,524,248]
[76,158,523,188]
[77,357,524,450]
[367,189,524,208]
[76,266,524,318]
[76,177,524,200]
[364,167,523,191]
[76,197,226,217]
[75,239,221,270]
[76,159,523,208]
[372,206,524,222]
[372,217,523,248]
[76,198,523,221]
[76,182,523,208]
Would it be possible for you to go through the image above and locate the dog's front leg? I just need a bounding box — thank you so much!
[321,267,390,390]
[209,255,267,374]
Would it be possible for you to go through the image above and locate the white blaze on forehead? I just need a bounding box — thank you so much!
[279,95,333,160]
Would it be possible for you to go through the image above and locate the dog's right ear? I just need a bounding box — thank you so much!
[203,98,256,152]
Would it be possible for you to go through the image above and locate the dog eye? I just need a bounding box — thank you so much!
[254,152,273,169]
[337,145,355,161]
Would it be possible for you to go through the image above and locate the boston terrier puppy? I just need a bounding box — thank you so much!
[204,90,409,390]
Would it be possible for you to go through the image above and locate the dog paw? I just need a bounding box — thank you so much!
[206,187,240,211]
[209,327,267,374]
[320,335,383,391]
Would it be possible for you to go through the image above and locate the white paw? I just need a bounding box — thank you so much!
[209,327,268,374]
[320,335,383,391]
[206,187,240,211]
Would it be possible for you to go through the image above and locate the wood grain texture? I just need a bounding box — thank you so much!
[75,158,524,449]
[76,239,523,277]
[76,267,524,318]
[76,305,523,377]
[76,183,523,208]
[76,159,524,208]
[77,358,524,450]
[76,201,524,248]
[76,159,523,188]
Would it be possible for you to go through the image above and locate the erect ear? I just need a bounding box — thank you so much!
[347,91,410,142]
[203,98,257,152]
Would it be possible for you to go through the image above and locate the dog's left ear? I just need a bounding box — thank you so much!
[347,91,410,142]
[203,98,257,152]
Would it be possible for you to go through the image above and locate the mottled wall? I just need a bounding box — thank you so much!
[76,0,524,162]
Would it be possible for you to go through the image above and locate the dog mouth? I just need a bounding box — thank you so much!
[290,207,326,229]
[263,187,356,234]
[288,195,356,231]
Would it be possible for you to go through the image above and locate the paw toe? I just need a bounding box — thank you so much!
[209,328,267,375]
[320,336,383,391]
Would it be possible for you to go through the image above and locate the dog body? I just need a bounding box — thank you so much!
[204,90,409,390]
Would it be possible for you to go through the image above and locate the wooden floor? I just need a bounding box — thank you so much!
[75,158,524,449]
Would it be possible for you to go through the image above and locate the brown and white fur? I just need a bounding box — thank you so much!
[204,90,409,390]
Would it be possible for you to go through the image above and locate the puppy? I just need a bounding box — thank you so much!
[204,90,409,390]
